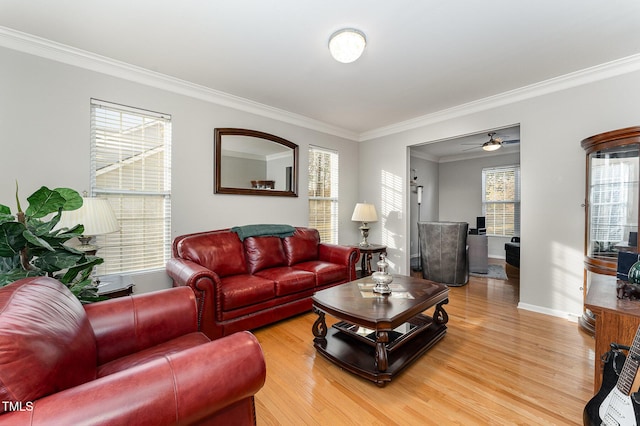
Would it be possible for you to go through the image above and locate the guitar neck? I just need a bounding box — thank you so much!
[617,328,640,396]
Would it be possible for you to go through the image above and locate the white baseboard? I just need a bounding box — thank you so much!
[517,302,578,322]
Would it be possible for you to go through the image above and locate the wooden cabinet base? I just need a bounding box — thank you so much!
[585,276,640,392]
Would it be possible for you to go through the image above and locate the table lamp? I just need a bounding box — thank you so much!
[351,203,378,247]
[56,196,120,255]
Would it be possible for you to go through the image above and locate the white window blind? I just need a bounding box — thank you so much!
[482,165,520,237]
[90,99,172,275]
[308,146,339,244]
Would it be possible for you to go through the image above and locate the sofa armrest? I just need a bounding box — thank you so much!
[166,257,221,288]
[166,258,223,340]
[0,331,266,426]
[319,243,360,281]
[84,286,199,365]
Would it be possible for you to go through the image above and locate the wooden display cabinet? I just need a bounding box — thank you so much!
[580,126,640,335]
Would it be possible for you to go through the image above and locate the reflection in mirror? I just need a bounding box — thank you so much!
[215,128,298,196]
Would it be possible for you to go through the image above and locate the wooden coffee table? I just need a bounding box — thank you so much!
[312,275,449,387]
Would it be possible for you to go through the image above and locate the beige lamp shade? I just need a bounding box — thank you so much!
[352,203,377,247]
[57,197,120,236]
[351,203,378,223]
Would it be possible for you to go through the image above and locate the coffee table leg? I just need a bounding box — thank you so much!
[312,308,327,344]
[434,299,449,325]
[374,331,389,373]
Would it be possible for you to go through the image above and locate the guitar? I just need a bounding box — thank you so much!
[584,325,640,426]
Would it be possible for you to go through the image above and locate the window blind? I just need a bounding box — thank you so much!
[482,165,520,237]
[90,99,172,275]
[308,146,339,244]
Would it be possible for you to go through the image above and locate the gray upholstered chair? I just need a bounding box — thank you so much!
[418,221,469,286]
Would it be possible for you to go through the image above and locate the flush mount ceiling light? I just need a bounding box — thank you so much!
[328,28,366,63]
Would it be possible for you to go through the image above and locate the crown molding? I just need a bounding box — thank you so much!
[360,53,640,141]
[0,26,359,141]
[2,26,639,144]
[410,150,439,163]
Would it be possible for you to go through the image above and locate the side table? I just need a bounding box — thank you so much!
[355,244,387,278]
[97,275,135,299]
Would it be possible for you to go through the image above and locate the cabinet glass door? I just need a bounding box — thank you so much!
[587,145,639,262]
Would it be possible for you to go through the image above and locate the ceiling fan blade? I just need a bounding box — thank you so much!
[462,146,481,152]
[501,139,520,145]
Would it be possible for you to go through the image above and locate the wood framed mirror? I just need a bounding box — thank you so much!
[214,128,298,196]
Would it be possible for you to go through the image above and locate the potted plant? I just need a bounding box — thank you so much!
[0,184,104,303]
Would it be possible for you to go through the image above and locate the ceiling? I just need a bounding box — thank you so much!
[1,1,640,149]
[411,125,521,163]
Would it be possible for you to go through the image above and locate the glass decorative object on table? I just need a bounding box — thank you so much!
[372,254,393,294]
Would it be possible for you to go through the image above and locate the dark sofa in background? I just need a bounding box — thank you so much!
[166,226,360,340]
[505,236,520,268]
[505,236,520,279]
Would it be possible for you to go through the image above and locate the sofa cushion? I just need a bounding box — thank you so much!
[244,236,287,274]
[254,267,316,296]
[0,277,97,411]
[220,275,275,311]
[98,332,210,377]
[293,261,348,286]
[283,228,320,266]
[177,232,246,277]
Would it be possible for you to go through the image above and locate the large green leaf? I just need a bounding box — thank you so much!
[32,250,82,274]
[32,209,61,235]
[0,268,40,287]
[0,211,16,225]
[0,255,20,273]
[0,205,10,215]
[25,186,67,218]
[54,224,84,238]
[68,278,104,303]
[0,222,27,256]
[23,229,55,251]
[59,256,103,284]
[27,213,68,238]
[55,188,83,211]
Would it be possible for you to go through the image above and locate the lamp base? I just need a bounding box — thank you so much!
[76,236,99,256]
[359,223,370,247]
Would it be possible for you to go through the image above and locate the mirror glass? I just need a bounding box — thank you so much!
[215,128,298,196]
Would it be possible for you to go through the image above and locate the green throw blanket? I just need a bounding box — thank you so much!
[231,224,296,241]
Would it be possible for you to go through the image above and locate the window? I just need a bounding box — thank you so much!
[482,165,520,237]
[90,99,172,275]
[308,146,339,243]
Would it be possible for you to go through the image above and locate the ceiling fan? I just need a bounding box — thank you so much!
[463,132,520,152]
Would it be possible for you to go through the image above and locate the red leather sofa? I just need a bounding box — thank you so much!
[166,227,360,340]
[0,276,266,425]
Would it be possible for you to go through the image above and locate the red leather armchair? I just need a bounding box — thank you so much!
[0,277,266,425]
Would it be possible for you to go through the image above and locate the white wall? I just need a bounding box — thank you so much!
[3,41,639,321]
[0,46,360,293]
[408,155,438,260]
[360,69,640,320]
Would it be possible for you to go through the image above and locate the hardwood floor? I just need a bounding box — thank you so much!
[252,263,595,425]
